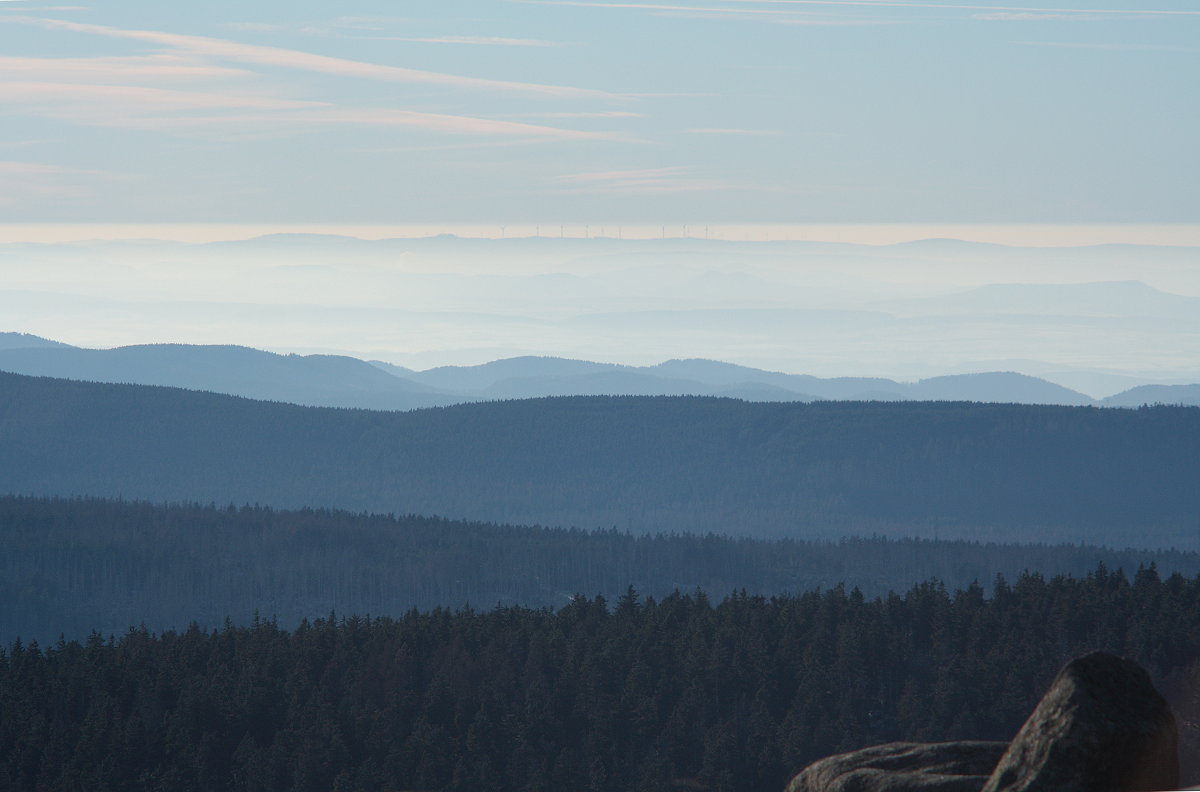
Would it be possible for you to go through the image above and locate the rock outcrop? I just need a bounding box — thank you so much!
[981,652,1178,792]
[787,652,1180,792]
[786,741,1008,792]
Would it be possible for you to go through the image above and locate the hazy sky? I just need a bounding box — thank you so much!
[2,0,1197,225]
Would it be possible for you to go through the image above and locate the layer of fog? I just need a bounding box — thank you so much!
[2,234,1197,397]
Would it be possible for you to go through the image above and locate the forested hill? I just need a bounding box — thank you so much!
[5,496,1199,644]
[1,372,1198,547]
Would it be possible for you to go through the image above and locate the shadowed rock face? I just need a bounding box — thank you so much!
[786,741,1008,792]
[788,652,1180,792]
[981,652,1179,792]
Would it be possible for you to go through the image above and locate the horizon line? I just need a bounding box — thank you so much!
[2,222,1200,247]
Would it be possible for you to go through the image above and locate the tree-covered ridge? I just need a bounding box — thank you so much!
[4,496,1200,645]
[3,570,1200,792]
[1,372,1199,546]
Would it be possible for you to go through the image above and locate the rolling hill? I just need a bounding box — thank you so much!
[0,342,455,410]
[0,371,1196,548]
[0,339,1107,407]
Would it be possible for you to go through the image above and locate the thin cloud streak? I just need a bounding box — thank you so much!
[720,0,1200,17]
[974,12,1097,20]
[10,17,621,100]
[0,81,625,140]
[667,11,887,22]
[513,111,642,118]
[0,161,73,174]
[514,2,825,17]
[1017,39,1200,51]
[0,81,325,114]
[520,0,1200,17]
[686,127,782,135]
[372,35,564,47]
[223,22,284,32]
[0,160,119,177]
[0,54,253,81]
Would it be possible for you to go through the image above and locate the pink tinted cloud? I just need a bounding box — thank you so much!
[24,17,619,100]
[0,81,625,140]
[0,54,252,81]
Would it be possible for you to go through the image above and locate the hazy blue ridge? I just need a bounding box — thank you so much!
[1102,384,1200,407]
[0,332,70,351]
[0,343,456,410]
[905,372,1093,406]
[0,336,1189,410]
[1,371,1197,548]
[388,355,1094,405]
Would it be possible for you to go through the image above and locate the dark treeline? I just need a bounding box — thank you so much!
[2,372,1199,547]
[4,570,1200,792]
[5,496,1200,644]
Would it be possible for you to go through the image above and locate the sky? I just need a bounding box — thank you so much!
[1,0,1197,226]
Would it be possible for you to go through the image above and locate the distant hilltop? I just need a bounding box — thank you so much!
[1,333,1196,410]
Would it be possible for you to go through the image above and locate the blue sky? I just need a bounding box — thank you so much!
[1,0,1197,224]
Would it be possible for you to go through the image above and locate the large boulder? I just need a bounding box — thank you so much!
[787,652,1179,792]
[786,741,1008,792]
[981,651,1179,792]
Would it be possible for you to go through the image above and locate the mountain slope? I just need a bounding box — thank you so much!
[1103,384,1200,407]
[395,356,1090,404]
[0,339,1100,407]
[907,372,1094,405]
[0,372,1196,547]
[0,343,454,410]
[0,332,69,351]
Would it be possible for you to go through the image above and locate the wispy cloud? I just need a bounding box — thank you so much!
[0,54,252,82]
[12,17,619,100]
[0,17,630,145]
[223,22,284,33]
[357,138,569,154]
[1017,39,1200,52]
[176,109,629,140]
[686,127,782,136]
[0,81,625,141]
[726,0,1200,17]
[556,166,724,193]
[519,0,1200,18]
[0,160,115,176]
[974,12,1100,21]
[0,81,323,116]
[667,11,887,23]
[513,111,642,118]
[371,35,564,47]
[514,1,823,17]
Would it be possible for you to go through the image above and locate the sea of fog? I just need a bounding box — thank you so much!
[1,225,1198,396]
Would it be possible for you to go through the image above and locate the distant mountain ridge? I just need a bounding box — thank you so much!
[1102,384,1200,407]
[0,332,70,351]
[0,333,1192,408]
[0,339,455,411]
